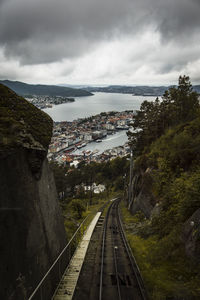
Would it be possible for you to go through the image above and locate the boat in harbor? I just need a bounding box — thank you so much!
[116,125,129,130]
[77,142,87,149]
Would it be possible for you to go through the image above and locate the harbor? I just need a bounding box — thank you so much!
[47,111,133,165]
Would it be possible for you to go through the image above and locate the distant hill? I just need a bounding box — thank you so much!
[85,85,170,96]
[86,85,200,96]
[0,80,93,97]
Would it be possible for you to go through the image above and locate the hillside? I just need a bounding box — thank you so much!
[0,80,93,97]
[45,75,200,299]
[0,83,52,154]
[86,85,169,95]
[124,75,200,299]
[86,84,200,96]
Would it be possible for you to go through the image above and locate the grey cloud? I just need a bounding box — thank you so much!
[189,73,200,84]
[0,0,200,65]
[0,0,141,64]
[146,42,200,76]
[157,62,187,75]
[156,0,200,42]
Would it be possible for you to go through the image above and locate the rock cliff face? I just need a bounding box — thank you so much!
[0,84,67,299]
[183,208,200,261]
[128,168,156,218]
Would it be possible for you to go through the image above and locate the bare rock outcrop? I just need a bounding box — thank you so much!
[182,208,200,261]
[129,168,156,218]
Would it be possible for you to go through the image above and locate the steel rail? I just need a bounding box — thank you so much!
[99,217,106,300]
[116,200,148,300]
[99,199,117,300]
[111,201,122,300]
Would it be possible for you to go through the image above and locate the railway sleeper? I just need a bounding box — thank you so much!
[110,273,132,286]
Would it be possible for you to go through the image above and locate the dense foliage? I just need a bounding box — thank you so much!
[128,75,199,156]
[50,156,129,201]
[50,157,128,242]
[125,76,200,299]
[146,118,200,234]
[130,76,200,234]
[50,76,200,298]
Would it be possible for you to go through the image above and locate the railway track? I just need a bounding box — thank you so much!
[99,198,147,300]
[73,198,148,300]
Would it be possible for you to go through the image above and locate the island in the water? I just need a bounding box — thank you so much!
[85,84,200,96]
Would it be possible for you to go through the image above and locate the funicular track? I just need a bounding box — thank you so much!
[98,198,147,300]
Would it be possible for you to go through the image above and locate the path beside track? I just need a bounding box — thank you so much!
[53,212,102,300]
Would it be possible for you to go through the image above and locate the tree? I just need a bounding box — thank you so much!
[50,162,68,200]
[175,75,199,122]
[128,75,199,156]
[70,199,86,219]
[66,169,83,194]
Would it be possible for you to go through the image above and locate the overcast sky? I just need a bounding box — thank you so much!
[0,0,200,86]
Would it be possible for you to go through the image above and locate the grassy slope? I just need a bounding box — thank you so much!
[62,191,120,240]
[120,201,200,299]
[0,84,53,152]
[120,116,200,299]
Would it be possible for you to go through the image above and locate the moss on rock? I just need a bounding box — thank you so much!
[0,84,53,154]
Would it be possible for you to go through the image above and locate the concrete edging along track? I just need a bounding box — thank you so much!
[52,212,102,300]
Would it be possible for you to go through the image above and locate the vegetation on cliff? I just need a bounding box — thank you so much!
[125,76,200,299]
[0,83,53,153]
[128,75,199,156]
